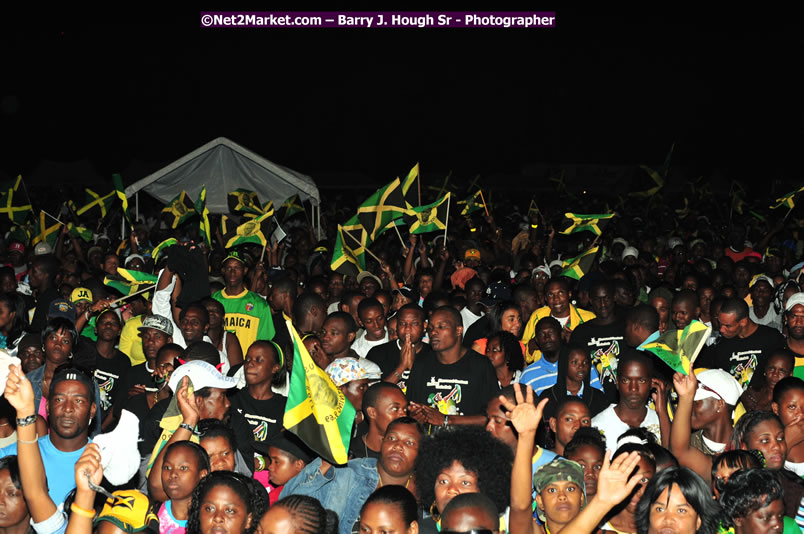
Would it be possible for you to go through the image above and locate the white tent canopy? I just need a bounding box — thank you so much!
[125,137,321,237]
[125,137,320,212]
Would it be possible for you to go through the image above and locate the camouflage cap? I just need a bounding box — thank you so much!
[532,458,586,502]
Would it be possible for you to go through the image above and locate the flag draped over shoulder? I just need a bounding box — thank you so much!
[400,163,420,208]
[113,174,133,225]
[222,212,272,248]
[770,186,804,210]
[458,190,484,216]
[638,320,711,375]
[403,193,450,234]
[283,318,355,465]
[161,191,196,229]
[560,213,615,236]
[560,246,599,280]
[195,186,212,247]
[357,178,411,241]
[0,175,33,224]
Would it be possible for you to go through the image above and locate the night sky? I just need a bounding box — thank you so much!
[2,9,801,193]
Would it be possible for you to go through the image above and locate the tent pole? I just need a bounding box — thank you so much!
[136,192,139,223]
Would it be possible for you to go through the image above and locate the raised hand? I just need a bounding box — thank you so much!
[3,365,35,415]
[498,383,547,435]
[672,371,698,399]
[593,450,643,507]
[399,334,415,371]
[176,376,199,427]
[74,443,104,492]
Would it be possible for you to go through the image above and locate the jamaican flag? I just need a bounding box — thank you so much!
[283,317,356,465]
[67,222,93,242]
[0,175,33,224]
[401,163,420,208]
[75,188,115,219]
[104,268,157,296]
[403,193,450,234]
[227,189,264,217]
[357,178,411,241]
[277,194,305,222]
[151,238,178,263]
[222,211,272,248]
[770,186,804,210]
[331,224,365,278]
[458,190,484,216]
[560,213,615,236]
[560,246,599,280]
[638,320,711,375]
[32,212,61,246]
[261,200,275,218]
[195,186,212,247]
[7,225,31,247]
[113,174,133,226]
[162,191,196,229]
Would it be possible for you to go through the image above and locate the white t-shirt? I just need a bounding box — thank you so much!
[591,403,662,452]
[351,330,389,358]
[460,307,484,330]
[785,460,804,477]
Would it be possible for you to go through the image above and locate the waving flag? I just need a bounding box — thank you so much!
[560,246,599,280]
[638,320,710,375]
[284,318,355,465]
[560,213,615,236]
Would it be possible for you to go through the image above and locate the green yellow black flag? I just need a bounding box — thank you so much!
[770,186,804,210]
[357,178,411,241]
[195,186,212,247]
[151,237,178,263]
[560,213,615,236]
[458,190,484,216]
[75,188,115,219]
[403,193,450,234]
[283,317,356,465]
[0,175,33,224]
[161,191,196,229]
[638,320,710,375]
[401,163,420,208]
[32,211,61,246]
[560,246,599,280]
[277,194,305,222]
[227,189,264,217]
[331,224,365,278]
[113,174,133,226]
[222,212,272,248]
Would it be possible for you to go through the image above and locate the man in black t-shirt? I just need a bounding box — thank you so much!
[569,280,626,400]
[406,306,498,426]
[367,303,432,392]
[695,297,784,389]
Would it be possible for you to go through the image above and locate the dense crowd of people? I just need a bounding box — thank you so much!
[2,188,804,534]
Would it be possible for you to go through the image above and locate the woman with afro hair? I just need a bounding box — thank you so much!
[414,425,513,531]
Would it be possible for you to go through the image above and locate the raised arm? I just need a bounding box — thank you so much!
[669,371,712,482]
[66,444,104,534]
[3,365,58,523]
[498,384,548,534]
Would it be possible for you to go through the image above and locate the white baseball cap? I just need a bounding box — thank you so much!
[694,369,743,406]
[169,360,237,392]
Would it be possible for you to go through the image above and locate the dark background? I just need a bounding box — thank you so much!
[1,8,801,194]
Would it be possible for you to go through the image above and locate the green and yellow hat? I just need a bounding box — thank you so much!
[93,490,159,534]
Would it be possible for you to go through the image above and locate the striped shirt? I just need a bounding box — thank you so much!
[517,357,603,395]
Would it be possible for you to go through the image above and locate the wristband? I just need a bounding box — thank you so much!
[17,435,39,444]
[179,422,195,433]
[442,415,449,427]
[16,415,36,427]
[393,370,403,380]
[70,503,96,519]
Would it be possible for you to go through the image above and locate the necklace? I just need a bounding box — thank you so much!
[378,473,412,488]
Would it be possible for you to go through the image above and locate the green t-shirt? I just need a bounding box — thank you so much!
[212,288,275,354]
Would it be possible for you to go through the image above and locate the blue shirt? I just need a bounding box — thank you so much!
[0,435,89,506]
[517,357,602,395]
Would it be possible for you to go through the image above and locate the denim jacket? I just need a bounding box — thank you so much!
[280,457,380,534]
[27,365,103,437]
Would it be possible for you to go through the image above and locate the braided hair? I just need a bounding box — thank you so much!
[186,471,267,534]
[267,495,338,534]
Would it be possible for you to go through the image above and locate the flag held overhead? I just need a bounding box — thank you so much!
[403,193,450,234]
[638,320,711,375]
[161,191,196,229]
[559,213,615,236]
[559,246,599,280]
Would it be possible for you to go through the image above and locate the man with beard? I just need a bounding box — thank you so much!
[406,306,498,426]
[570,280,626,401]
[1,364,97,506]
